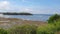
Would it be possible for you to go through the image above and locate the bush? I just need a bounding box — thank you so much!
[0,28,8,34]
[37,24,56,34]
[8,24,37,34]
[54,20,60,31]
[48,14,60,23]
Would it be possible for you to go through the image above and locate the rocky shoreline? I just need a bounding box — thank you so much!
[0,17,47,29]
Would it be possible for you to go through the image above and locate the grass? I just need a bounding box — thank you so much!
[0,21,60,34]
[0,20,60,34]
[0,14,60,34]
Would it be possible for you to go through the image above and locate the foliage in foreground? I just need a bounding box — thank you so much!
[0,14,60,34]
[37,14,60,34]
[0,28,7,34]
[0,21,60,34]
[8,25,37,34]
[37,24,55,34]
[48,14,60,23]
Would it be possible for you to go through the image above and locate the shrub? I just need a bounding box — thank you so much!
[0,28,8,34]
[8,24,37,34]
[37,24,56,34]
[48,14,60,23]
[54,20,60,31]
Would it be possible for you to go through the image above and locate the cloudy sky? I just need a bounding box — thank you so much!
[0,0,60,14]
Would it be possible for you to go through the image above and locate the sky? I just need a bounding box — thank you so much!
[0,0,60,14]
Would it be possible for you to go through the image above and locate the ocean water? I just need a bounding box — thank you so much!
[3,14,52,21]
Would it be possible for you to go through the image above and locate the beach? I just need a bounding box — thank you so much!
[0,17,47,29]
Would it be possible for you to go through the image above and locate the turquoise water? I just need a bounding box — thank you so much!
[4,14,52,21]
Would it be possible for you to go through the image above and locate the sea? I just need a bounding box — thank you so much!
[0,14,52,21]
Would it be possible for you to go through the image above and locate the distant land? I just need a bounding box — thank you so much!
[1,12,33,15]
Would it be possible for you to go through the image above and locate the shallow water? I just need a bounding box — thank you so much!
[2,14,52,21]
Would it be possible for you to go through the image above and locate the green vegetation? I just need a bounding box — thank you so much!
[37,24,55,34]
[0,25,37,34]
[48,14,60,23]
[3,12,32,15]
[0,14,60,34]
[0,28,7,34]
[8,25,37,34]
[37,14,60,34]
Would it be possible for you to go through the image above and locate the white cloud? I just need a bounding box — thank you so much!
[0,1,9,7]
[0,0,60,14]
[0,1,10,10]
[0,1,17,12]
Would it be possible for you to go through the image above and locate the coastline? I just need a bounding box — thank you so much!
[0,17,47,29]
